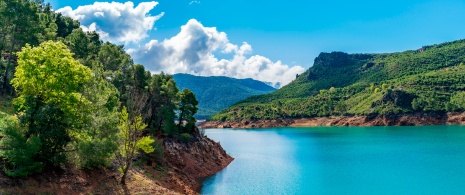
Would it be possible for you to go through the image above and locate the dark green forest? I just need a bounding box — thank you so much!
[0,0,198,182]
[211,40,465,121]
[173,73,276,119]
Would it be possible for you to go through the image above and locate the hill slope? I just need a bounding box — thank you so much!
[173,74,276,119]
[210,39,465,121]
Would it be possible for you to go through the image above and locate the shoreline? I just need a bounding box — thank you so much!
[199,112,465,129]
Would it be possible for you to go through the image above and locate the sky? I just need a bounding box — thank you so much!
[47,0,465,86]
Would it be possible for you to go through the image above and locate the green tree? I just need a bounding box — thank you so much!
[36,3,57,43]
[55,13,80,38]
[10,41,91,167]
[116,107,154,184]
[0,0,41,95]
[146,73,179,135]
[449,91,465,111]
[71,63,120,168]
[177,88,198,133]
[12,41,92,116]
[64,29,101,65]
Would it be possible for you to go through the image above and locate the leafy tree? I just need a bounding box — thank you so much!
[55,13,80,38]
[64,28,100,63]
[146,73,179,135]
[12,41,92,116]
[449,91,465,111]
[116,107,154,184]
[10,41,91,167]
[36,3,57,43]
[71,63,119,168]
[177,88,198,133]
[0,0,41,95]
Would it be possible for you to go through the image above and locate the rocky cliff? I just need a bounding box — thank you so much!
[162,130,234,194]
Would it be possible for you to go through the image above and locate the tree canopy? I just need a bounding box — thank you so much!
[0,0,199,179]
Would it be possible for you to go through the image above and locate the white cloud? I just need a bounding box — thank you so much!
[56,1,164,44]
[129,19,305,86]
[189,1,200,5]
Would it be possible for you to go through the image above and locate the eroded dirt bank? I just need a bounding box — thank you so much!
[199,112,465,128]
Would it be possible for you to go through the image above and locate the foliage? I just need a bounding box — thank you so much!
[116,107,154,184]
[0,0,199,178]
[177,88,198,133]
[146,73,179,135]
[70,63,119,169]
[12,41,92,117]
[0,115,42,177]
[448,91,465,111]
[9,41,92,168]
[0,0,63,95]
[149,138,165,164]
[180,133,193,143]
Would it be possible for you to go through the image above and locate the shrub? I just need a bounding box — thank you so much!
[180,133,193,143]
[0,116,43,177]
[150,138,165,164]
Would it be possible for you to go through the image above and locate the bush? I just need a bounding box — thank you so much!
[72,135,118,169]
[150,138,165,164]
[180,133,193,143]
[0,116,43,177]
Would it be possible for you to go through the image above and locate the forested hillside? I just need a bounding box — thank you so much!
[0,0,200,183]
[211,40,465,121]
[173,73,276,119]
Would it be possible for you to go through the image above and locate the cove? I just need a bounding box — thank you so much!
[201,125,465,194]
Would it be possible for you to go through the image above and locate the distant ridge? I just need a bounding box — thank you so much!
[173,74,276,119]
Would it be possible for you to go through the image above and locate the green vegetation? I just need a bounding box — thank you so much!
[211,41,465,121]
[0,0,198,181]
[173,73,276,119]
[117,107,154,184]
[177,88,198,132]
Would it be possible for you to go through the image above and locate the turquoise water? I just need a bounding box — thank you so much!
[201,126,465,195]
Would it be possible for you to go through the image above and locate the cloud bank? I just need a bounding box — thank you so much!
[57,1,163,44]
[129,19,305,86]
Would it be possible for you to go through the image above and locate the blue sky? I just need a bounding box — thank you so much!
[48,0,465,86]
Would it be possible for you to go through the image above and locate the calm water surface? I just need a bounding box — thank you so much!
[201,126,465,195]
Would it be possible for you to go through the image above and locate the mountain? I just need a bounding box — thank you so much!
[173,74,276,119]
[210,39,465,121]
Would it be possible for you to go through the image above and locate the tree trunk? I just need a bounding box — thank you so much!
[121,161,130,184]
[1,16,18,95]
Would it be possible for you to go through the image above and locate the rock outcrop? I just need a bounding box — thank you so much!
[163,130,233,194]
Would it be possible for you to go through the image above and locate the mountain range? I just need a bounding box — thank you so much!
[173,74,276,119]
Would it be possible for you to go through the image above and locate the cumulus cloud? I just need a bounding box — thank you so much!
[56,1,164,44]
[129,19,305,86]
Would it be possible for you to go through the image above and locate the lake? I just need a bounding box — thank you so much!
[201,126,465,194]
